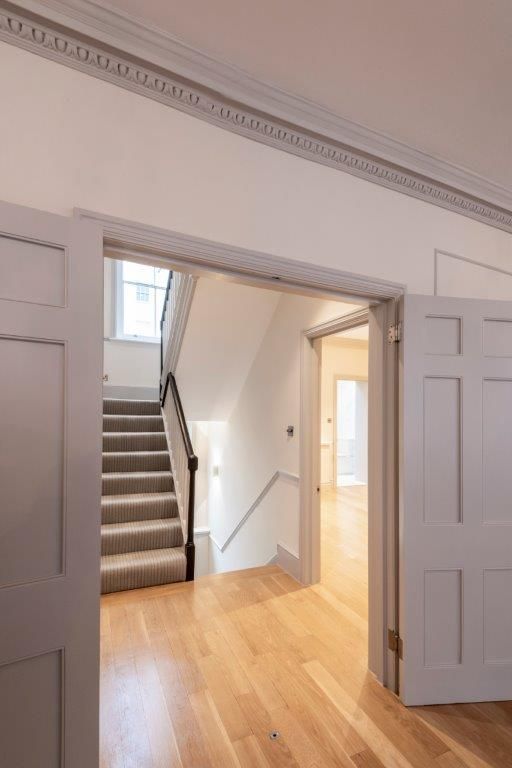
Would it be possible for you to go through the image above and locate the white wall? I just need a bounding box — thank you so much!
[2,43,512,303]
[176,277,281,420]
[320,337,369,485]
[196,292,357,572]
[103,258,160,391]
[3,42,512,575]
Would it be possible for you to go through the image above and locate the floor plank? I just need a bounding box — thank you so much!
[101,486,512,767]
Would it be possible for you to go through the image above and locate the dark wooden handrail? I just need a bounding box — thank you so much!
[161,372,198,581]
[159,270,173,393]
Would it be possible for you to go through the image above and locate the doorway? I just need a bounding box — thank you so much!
[334,378,368,487]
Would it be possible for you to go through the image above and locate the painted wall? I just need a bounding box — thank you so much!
[320,337,369,485]
[193,292,356,573]
[2,43,512,303]
[176,276,281,420]
[3,42,512,576]
[103,257,160,391]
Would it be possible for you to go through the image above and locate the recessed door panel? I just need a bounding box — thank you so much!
[0,650,62,768]
[0,337,65,587]
[0,233,66,306]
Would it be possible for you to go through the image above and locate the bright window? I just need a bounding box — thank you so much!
[116,261,169,341]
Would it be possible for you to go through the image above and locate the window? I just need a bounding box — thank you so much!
[115,261,169,341]
[136,284,150,302]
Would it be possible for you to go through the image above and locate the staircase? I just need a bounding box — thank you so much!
[101,398,187,593]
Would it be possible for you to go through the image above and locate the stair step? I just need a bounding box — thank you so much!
[102,451,170,473]
[102,471,173,495]
[101,492,179,524]
[101,548,187,593]
[103,414,164,433]
[103,398,160,416]
[101,518,183,556]
[103,432,168,452]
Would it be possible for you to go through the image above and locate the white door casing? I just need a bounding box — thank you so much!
[0,201,103,766]
[400,294,512,705]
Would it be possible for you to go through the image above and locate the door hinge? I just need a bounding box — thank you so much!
[387,322,402,344]
[388,628,403,659]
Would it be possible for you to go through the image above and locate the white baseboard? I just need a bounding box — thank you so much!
[277,543,301,582]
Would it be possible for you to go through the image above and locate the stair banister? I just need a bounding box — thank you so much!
[159,270,173,397]
[161,372,197,581]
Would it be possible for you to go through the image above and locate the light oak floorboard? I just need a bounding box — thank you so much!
[101,486,512,767]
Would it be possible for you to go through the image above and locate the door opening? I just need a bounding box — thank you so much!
[319,325,370,688]
[335,378,368,487]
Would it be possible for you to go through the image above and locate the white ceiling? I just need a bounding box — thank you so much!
[86,0,512,192]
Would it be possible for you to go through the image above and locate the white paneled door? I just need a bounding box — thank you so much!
[0,202,103,766]
[400,294,512,704]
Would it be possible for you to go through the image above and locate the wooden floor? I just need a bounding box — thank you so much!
[100,486,512,768]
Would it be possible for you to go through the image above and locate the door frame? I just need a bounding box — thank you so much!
[75,207,403,692]
[332,373,369,488]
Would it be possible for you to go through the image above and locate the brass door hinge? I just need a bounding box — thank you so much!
[387,322,402,344]
[388,628,403,659]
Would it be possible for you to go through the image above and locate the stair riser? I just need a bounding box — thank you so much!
[103,415,164,433]
[103,433,167,452]
[102,452,170,473]
[101,495,179,524]
[102,474,173,495]
[103,399,160,416]
[101,524,183,556]
[101,550,187,594]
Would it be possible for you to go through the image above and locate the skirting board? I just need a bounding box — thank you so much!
[103,384,159,400]
[277,543,301,582]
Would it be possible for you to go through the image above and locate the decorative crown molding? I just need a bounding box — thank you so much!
[2,2,512,235]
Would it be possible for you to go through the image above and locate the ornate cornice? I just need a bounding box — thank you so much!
[2,3,512,235]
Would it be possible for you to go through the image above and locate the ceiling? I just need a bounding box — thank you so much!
[81,0,512,192]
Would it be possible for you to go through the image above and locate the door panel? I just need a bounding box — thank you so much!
[0,201,103,765]
[400,294,512,704]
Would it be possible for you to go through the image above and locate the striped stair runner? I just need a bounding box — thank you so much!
[101,398,186,593]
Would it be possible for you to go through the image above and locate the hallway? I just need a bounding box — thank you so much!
[100,487,512,768]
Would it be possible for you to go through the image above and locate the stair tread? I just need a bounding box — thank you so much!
[101,547,185,567]
[103,432,166,436]
[103,432,168,452]
[101,491,176,504]
[104,398,159,404]
[102,450,170,472]
[102,450,169,456]
[103,398,161,416]
[100,548,186,593]
[103,414,162,419]
[101,517,183,556]
[101,518,181,533]
[101,470,172,479]
[101,491,178,524]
